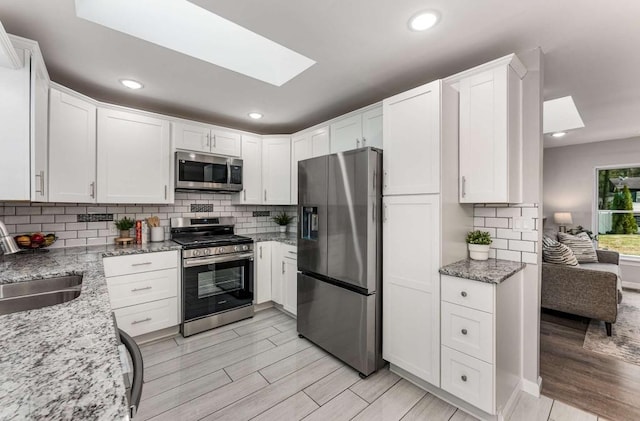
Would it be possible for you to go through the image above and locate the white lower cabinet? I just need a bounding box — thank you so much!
[440,274,522,416]
[255,241,272,304]
[255,241,297,315]
[104,251,180,337]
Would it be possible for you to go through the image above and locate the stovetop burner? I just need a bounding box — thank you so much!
[170,217,252,249]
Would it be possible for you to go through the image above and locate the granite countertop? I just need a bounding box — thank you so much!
[0,240,181,420]
[247,232,297,246]
[439,258,526,284]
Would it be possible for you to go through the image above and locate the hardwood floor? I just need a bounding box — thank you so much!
[136,307,602,421]
[540,310,640,421]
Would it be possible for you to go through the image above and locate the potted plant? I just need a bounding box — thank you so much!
[272,212,295,234]
[466,230,492,261]
[115,217,135,239]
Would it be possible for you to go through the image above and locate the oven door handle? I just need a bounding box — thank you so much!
[183,252,255,267]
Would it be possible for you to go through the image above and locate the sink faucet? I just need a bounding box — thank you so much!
[0,221,20,255]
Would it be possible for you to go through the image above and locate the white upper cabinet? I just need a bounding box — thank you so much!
[383,81,441,196]
[173,122,241,157]
[233,134,262,204]
[30,54,49,202]
[291,126,329,204]
[262,136,291,205]
[172,122,209,153]
[453,54,525,203]
[97,108,172,204]
[49,89,97,203]
[361,106,383,149]
[211,129,242,157]
[330,105,382,154]
[0,37,49,202]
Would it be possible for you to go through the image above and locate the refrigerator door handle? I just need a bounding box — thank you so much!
[372,199,375,223]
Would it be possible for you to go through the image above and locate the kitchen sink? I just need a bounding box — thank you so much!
[0,275,82,315]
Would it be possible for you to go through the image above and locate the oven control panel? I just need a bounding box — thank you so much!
[183,243,253,258]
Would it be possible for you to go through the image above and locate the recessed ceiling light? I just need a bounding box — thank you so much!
[248,112,263,120]
[409,11,440,31]
[120,79,143,90]
[552,132,567,138]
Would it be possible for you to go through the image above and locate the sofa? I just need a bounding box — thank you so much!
[541,249,622,336]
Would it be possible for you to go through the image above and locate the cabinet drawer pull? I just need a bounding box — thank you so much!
[288,251,297,255]
[460,291,468,297]
[90,182,96,199]
[132,317,151,325]
[461,328,468,335]
[244,190,247,201]
[35,171,45,195]
[461,375,467,382]
[282,261,285,274]
[264,190,267,201]
[131,262,153,267]
[461,176,467,198]
[259,246,262,259]
[165,185,168,200]
[362,136,366,145]
[131,286,152,292]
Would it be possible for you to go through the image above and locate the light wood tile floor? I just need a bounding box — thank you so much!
[136,307,604,421]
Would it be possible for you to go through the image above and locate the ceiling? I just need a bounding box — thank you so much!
[1,1,639,148]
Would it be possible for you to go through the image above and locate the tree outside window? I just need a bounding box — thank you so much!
[597,167,640,256]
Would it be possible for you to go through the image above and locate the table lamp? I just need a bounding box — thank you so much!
[553,212,573,233]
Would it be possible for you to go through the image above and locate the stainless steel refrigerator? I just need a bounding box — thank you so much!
[297,147,384,377]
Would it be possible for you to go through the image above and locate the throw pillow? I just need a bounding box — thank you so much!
[557,231,598,263]
[543,236,579,266]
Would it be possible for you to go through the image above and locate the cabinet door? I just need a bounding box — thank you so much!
[97,108,172,204]
[255,242,272,304]
[172,122,210,153]
[291,134,313,205]
[271,242,283,304]
[235,134,262,204]
[383,81,441,195]
[262,137,291,204]
[383,194,441,385]
[310,126,330,157]
[0,50,30,200]
[212,129,242,157]
[362,106,383,149]
[330,114,361,153]
[459,66,520,203]
[283,256,297,315]
[49,89,97,203]
[30,57,49,202]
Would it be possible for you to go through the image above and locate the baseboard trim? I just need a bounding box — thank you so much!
[500,380,523,421]
[133,325,180,345]
[521,376,542,397]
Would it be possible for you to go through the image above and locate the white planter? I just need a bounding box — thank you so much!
[468,244,490,261]
[279,225,287,234]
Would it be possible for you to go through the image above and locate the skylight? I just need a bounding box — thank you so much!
[75,0,316,87]
[543,96,585,134]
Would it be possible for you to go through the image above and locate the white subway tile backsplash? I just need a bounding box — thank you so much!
[56,231,78,240]
[496,207,521,218]
[491,238,509,250]
[484,218,509,228]
[522,252,538,264]
[65,238,87,247]
[4,216,30,224]
[474,208,496,217]
[16,206,42,215]
[521,231,539,242]
[66,222,87,231]
[508,240,535,252]
[55,215,77,223]
[496,228,521,240]
[64,206,87,214]
[31,215,55,224]
[497,249,521,262]
[15,224,42,233]
[521,207,539,218]
[473,217,485,227]
[43,223,66,232]
[77,230,98,238]
[86,237,107,246]
[87,222,107,230]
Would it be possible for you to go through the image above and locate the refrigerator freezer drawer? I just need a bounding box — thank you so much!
[297,272,382,376]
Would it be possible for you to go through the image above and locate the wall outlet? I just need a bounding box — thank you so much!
[513,217,534,232]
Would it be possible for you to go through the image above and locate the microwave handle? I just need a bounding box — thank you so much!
[227,161,231,185]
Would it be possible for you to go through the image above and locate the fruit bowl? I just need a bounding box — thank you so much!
[14,233,57,250]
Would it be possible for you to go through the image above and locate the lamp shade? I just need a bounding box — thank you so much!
[553,212,573,225]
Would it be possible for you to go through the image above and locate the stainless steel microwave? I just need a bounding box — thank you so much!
[175,151,243,192]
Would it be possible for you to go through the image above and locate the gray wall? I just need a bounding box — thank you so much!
[543,136,640,230]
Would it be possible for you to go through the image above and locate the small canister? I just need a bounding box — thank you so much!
[135,220,142,244]
[150,226,164,242]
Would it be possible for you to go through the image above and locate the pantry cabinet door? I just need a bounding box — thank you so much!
[97,108,172,204]
[49,89,97,203]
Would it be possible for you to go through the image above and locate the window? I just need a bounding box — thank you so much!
[596,166,640,256]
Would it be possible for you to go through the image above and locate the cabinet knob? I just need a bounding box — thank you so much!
[461,291,468,297]
[461,375,467,382]
[461,328,468,335]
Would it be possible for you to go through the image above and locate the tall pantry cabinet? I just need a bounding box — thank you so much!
[382,80,472,386]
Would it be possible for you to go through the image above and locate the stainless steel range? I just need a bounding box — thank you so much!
[171,217,254,337]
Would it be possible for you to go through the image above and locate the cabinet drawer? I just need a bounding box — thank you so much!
[107,268,178,309]
[442,302,494,363]
[114,297,179,337]
[441,275,494,313]
[103,251,178,278]
[441,346,494,414]
[282,244,297,257]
